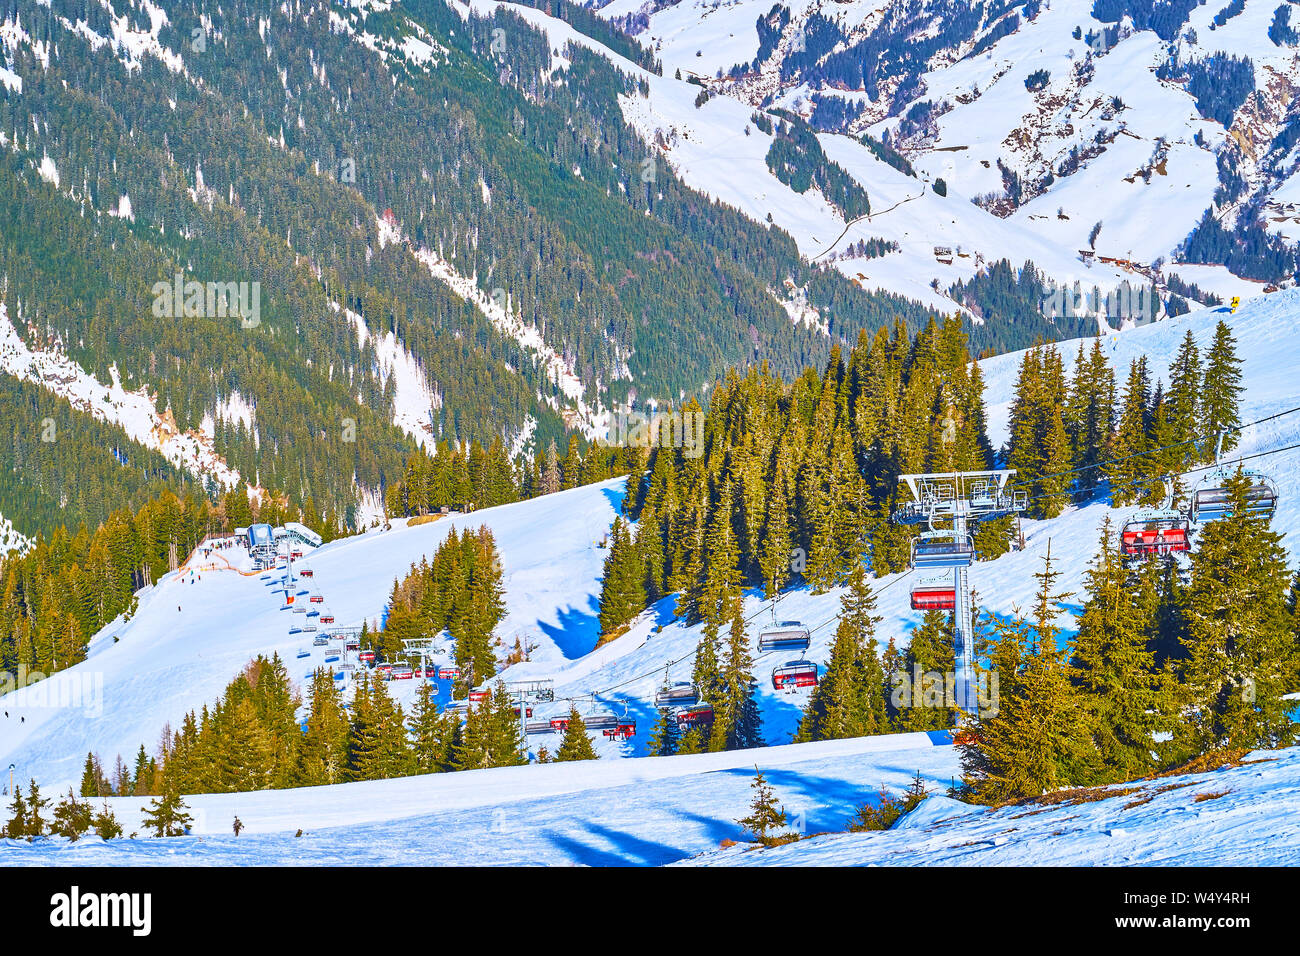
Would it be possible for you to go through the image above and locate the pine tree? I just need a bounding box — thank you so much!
[959,549,1093,803]
[710,598,762,751]
[893,610,956,732]
[4,784,27,838]
[736,768,789,846]
[555,706,598,761]
[91,802,122,840]
[1202,320,1243,452]
[646,696,681,757]
[1109,357,1153,506]
[1166,329,1201,454]
[800,563,888,740]
[80,752,100,798]
[141,790,193,837]
[1177,471,1298,754]
[597,517,647,637]
[52,789,94,840]
[26,779,49,837]
[1071,518,1175,781]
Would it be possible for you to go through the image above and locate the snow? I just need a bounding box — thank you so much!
[341,299,441,448]
[37,152,59,187]
[0,303,255,494]
[0,511,33,558]
[3,289,1299,865]
[686,745,1300,866]
[2,731,957,865]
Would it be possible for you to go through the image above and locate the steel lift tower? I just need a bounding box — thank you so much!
[894,470,1026,714]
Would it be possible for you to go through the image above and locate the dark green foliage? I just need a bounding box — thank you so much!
[381,526,506,689]
[848,772,929,831]
[765,119,871,220]
[736,767,791,845]
[140,790,193,838]
[555,707,598,762]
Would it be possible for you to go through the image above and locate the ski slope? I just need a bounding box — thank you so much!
[686,744,1300,867]
[1,732,958,865]
[2,289,1298,863]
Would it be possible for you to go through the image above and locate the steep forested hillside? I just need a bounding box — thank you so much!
[0,0,946,540]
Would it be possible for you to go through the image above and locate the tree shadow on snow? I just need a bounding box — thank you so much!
[536,597,602,659]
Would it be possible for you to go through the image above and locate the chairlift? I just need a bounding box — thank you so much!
[525,719,554,735]
[469,689,489,703]
[674,702,714,730]
[438,665,461,680]
[1190,433,1279,525]
[320,613,336,624]
[654,681,700,707]
[309,594,324,603]
[390,665,414,680]
[757,621,811,653]
[359,650,375,664]
[1119,476,1190,562]
[584,712,619,731]
[771,660,819,691]
[605,718,636,740]
[910,530,975,570]
[296,648,310,659]
[910,577,956,611]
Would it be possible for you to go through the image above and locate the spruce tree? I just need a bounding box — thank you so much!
[1202,321,1243,452]
[736,768,788,846]
[1178,470,1298,754]
[710,598,762,751]
[646,695,681,757]
[52,789,93,840]
[555,706,598,761]
[141,790,193,837]
[1071,518,1175,781]
[959,550,1093,803]
[4,784,27,838]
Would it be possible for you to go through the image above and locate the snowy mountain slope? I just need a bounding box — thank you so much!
[0,303,257,498]
[603,0,1300,288]
[3,289,1297,823]
[0,479,626,792]
[1,731,957,865]
[685,744,1300,866]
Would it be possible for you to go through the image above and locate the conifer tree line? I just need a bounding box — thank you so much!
[378,525,506,696]
[959,473,1300,804]
[0,425,632,686]
[78,656,543,798]
[1006,322,1244,517]
[384,434,639,517]
[3,778,122,841]
[601,316,999,642]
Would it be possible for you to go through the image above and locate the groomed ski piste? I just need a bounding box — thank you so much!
[3,289,1300,865]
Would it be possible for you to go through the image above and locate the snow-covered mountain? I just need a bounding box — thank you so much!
[596,0,1300,305]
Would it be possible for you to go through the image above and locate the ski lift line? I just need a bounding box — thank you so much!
[536,434,1300,708]
[1006,405,1300,493]
[543,569,916,708]
[1014,440,1300,509]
